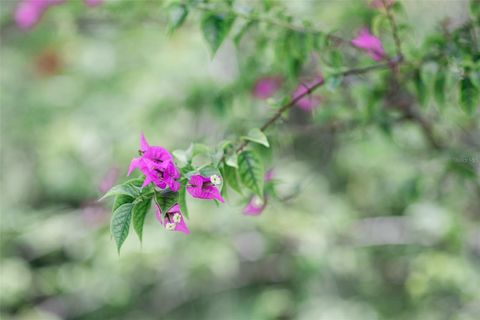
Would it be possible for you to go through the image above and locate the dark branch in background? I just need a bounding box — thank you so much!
[234,58,399,155]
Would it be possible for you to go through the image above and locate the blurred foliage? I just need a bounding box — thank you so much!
[1,0,480,319]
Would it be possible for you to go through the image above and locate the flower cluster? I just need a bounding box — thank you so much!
[128,134,224,234]
[14,0,102,30]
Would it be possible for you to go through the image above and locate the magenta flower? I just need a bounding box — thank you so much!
[370,0,394,9]
[186,174,224,203]
[14,0,63,30]
[128,133,180,191]
[244,196,267,216]
[351,28,385,61]
[252,76,282,100]
[243,170,274,216]
[292,75,323,111]
[155,204,189,234]
[84,0,102,6]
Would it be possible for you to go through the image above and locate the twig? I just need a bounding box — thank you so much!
[234,58,399,155]
[382,0,403,58]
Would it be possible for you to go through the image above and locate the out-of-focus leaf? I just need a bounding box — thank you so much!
[459,75,479,114]
[168,3,189,32]
[201,13,235,55]
[111,203,134,253]
[414,69,428,107]
[241,128,270,147]
[238,150,264,197]
[434,70,446,107]
[132,197,152,242]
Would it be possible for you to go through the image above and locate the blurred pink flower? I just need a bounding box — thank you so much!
[252,76,282,99]
[351,28,385,61]
[243,170,274,216]
[292,75,324,111]
[14,0,64,29]
[84,0,102,7]
[244,196,267,216]
[187,174,224,203]
[14,0,101,30]
[128,133,180,191]
[98,167,119,193]
[156,204,189,234]
[370,0,395,9]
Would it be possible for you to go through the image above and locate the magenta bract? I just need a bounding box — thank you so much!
[252,76,282,100]
[155,204,189,234]
[351,28,385,61]
[292,76,324,111]
[128,133,180,191]
[186,175,224,203]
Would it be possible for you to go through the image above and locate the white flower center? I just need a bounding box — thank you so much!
[173,213,181,223]
[165,222,176,231]
[252,196,264,207]
[210,174,222,185]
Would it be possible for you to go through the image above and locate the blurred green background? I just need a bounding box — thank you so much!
[1,0,479,319]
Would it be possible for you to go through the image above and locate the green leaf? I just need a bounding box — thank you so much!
[433,70,446,107]
[238,150,264,197]
[371,14,387,37]
[414,69,428,107]
[459,76,479,114]
[155,190,178,217]
[113,194,134,212]
[111,203,134,253]
[100,178,143,200]
[178,179,189,219]
[201,13,235,55]
[470,0,480,21]
[168,3,189,32]
[132,197,152,242]
[225,152,238,168]
[241,128,270,147]
[199,164,221,178]
[222,164,242,194]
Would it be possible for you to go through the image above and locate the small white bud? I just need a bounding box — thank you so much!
[165,222,176,231]
[252,196,264,207]
[173,213,181,223]
[210,174,222,185]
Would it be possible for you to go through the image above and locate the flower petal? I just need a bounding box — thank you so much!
[139,132,149,152]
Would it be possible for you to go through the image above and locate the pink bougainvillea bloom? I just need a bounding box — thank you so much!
[186,174,224,203]
[243,195,267,216]
[243,170,273,216]
[292,75,324,111]
[252,76,282,99]
[15,1,43,29]
[155,204,189,234]
[351,28,385,61]
[128,133,180,191]
[370,0,394,9]
[14,0,64,30]
[264,169,274,182]
[84,0,102,7]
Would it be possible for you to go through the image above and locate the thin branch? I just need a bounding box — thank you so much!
[382,0,403,58]
[234,58,399,154]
